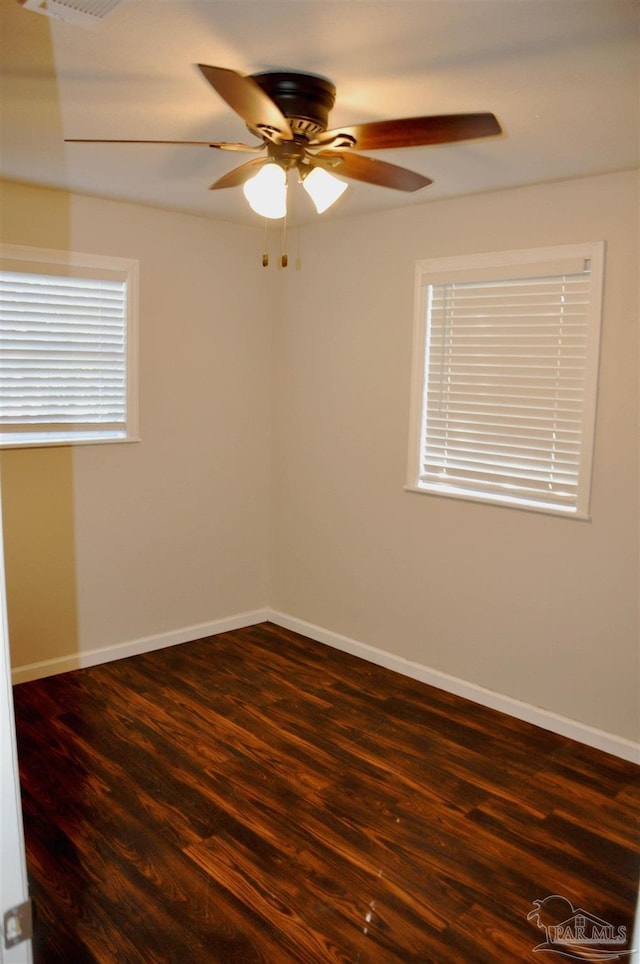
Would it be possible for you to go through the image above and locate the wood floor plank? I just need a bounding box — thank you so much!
[12,621,640,962]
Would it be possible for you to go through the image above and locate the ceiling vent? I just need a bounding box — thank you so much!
[22,0,123,26]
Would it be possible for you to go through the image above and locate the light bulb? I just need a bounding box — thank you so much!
[302,166,348,213]
[243,163,287,219]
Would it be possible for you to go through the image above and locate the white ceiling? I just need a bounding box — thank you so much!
[1,0,639,226]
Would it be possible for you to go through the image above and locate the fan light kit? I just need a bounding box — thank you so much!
[65,64,502,263]
[242,163,347,219]
[302,168,349,214]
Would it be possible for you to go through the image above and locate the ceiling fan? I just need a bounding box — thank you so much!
[66,64,502,218]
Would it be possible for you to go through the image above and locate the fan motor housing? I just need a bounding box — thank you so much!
[250,71,336,138]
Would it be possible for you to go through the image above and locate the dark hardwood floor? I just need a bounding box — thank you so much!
[12,622,639,963]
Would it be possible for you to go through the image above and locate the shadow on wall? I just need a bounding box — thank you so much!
[0,0,79,671]
[1,449,79,670]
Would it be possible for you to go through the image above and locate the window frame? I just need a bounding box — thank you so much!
[0,243,139,449]
[406,242,605,519]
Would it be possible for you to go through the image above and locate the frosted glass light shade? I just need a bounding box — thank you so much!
[303,167,348,213]
[243,163,287,219]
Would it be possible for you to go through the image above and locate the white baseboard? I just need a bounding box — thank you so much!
[267,610,640,765]
[10,608,270,685]
[12,605,638,764]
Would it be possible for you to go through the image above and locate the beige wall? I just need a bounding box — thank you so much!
[1,171,638,743]
[1,180,271,663]
[271,169,639,742]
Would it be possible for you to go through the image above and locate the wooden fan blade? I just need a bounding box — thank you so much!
[209,157,270,190]
[316,152,431,192]
[64,138,265,152]
[197,64,293,142]
[314,113,501,151]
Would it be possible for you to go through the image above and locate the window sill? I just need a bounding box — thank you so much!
[403,484,590,521]
[0,432,141,450]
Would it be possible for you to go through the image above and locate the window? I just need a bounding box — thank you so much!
[407,242,605,518]
[0,244,139,448]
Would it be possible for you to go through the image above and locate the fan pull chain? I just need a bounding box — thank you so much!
[281,210,288,268]
[295,226,302,270]
[260,217,288,268]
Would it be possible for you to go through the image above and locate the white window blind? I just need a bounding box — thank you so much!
[407,243,604,518]
[0,245,138,447]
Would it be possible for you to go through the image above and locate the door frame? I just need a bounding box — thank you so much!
[0,480,33,964]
